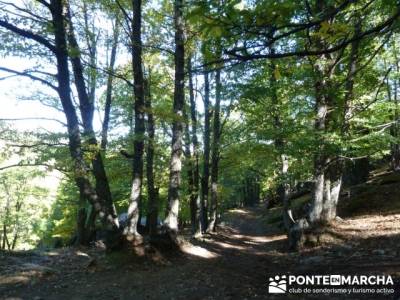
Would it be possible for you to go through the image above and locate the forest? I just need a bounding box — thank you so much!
[0,0,400,299]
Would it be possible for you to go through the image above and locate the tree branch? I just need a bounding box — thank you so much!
[0,67,58,90]
[34,0,52,10]
[222,7,400,63]
[7,142,67,148]
[0,162,67,174]
[0,19,56,53]
[0,117,66,126]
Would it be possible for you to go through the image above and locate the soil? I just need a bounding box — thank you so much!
[1,206,400,300]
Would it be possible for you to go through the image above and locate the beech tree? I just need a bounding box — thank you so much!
[164,0,185,235]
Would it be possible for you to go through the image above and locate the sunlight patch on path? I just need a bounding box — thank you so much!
[242,235,286,246]
[229,209,251,215]
[212,241,247,250]
[230,234,285,244]
[181,244,219,258]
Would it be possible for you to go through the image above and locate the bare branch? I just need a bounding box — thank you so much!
[115,0,132,27]
[0,67,58,91]
[0,117,66,126]
[7,142,67,148]
[0,162,68,174]
[0,1,50,22]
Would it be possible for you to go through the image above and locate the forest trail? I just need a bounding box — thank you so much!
[1,205,400,300]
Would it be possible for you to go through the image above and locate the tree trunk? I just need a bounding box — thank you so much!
[323,161,342,220]
[281,154,294,231]
[207,66,222,233]
[145,76,158,238]
[76,193,88,245]
[322,21,360,222]
[2,224,7,250]
[82,2,97,107]
[288,62,328,249]
[183,96,196,232]
[269,45,292,231]
[164,0,185,235]
[200,68,211,232]
[308,62,328,224]
[101,19,120,150]
[187,56,201,235]
[124,0,145,243]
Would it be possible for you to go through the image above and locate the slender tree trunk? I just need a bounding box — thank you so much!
[280,154,294,230]
[2,224,7,250]
[124,0,145,243]
[269,45,292,231]
[183,99,196,232]
[164,0,185,234]
[207,66,222,232]
[201,68,211,232]
[308,77,328,224]
[188,57,201,235]
[82,2,97,106]
[2,183,11,250]
[101,19,120,150]
[145,76,158,238]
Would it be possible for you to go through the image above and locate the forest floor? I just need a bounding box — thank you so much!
[1,204,400,299]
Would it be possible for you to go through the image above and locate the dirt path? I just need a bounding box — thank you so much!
[1,206,400,299]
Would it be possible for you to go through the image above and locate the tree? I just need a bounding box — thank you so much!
[145,70,159,238]
[164,0,185,235]
[207,48,222,232]
[122,0,146,243]
[0,169,48,250]
[0,1,121,240]
[200,55,211,232]
[65,0,118,244]
[187,56,201,235]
